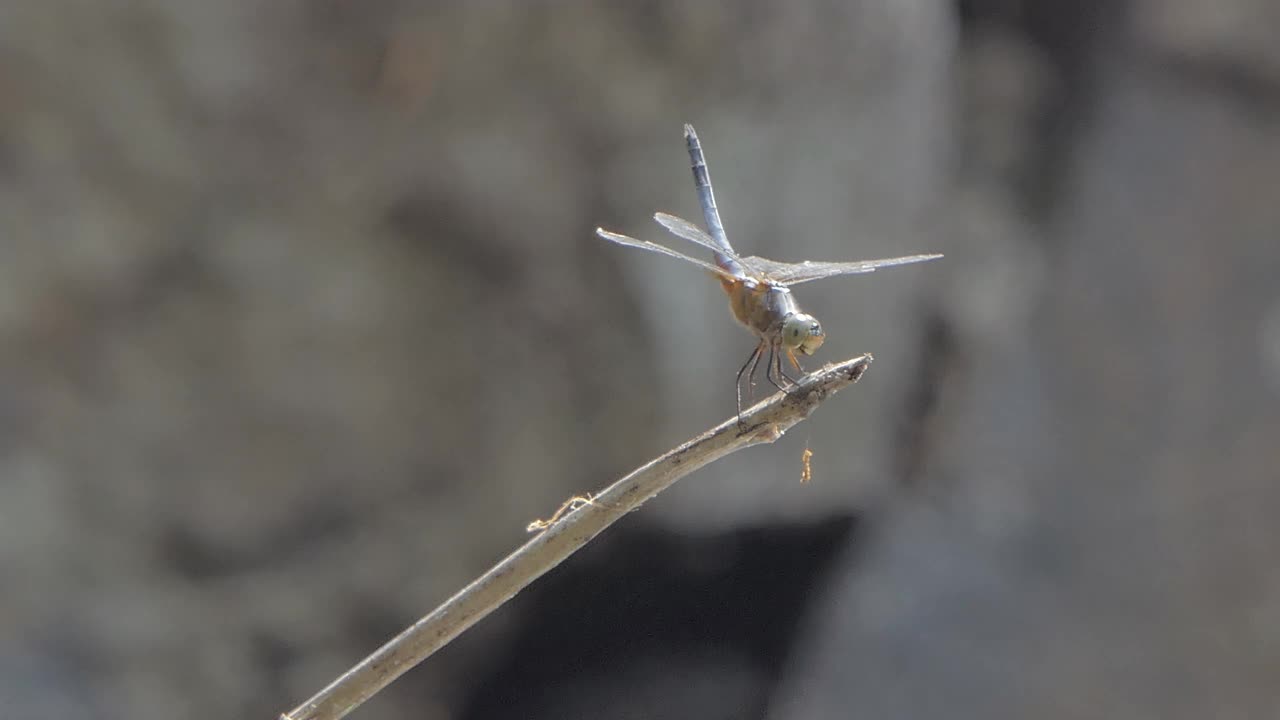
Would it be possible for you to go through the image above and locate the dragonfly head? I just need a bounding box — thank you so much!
[782,313,825,355]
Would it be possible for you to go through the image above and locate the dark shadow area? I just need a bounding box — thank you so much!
[454,515,860,720]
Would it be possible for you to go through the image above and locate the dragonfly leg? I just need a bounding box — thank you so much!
[735,342,765,429]
[779,348,806,386]
[765,344,793,393]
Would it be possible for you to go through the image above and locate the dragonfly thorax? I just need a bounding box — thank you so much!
[780,312,826,355]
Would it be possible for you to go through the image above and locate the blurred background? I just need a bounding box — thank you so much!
[2,1,1278,718]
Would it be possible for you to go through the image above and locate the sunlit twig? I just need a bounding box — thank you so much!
[280,353,874,720]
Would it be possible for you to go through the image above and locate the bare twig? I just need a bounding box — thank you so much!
[280,353,874,720]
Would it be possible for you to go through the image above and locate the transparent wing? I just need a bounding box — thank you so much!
[653,212,748,279]
[652,212,742,259]
[742,253,944,286]
[595,228,739,282]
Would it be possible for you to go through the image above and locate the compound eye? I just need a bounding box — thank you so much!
[781,316,810,349]
[800,321,826,354]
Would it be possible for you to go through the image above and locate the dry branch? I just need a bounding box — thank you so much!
[281,353,873,720]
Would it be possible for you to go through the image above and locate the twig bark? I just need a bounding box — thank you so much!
[280,353,874,720]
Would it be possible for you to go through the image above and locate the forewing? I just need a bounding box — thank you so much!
[743,253,944,285]
[596,228,738,282]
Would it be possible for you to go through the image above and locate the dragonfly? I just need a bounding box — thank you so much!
[596,124,942,423]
